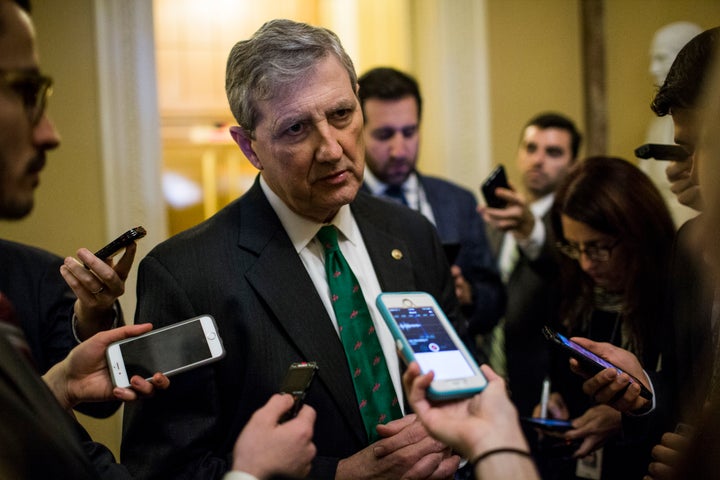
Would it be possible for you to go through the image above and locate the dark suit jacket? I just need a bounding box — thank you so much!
[417,174,505,335]
[0,238,76,373]
[486,211,561,416]
[121,180,459,480]
[0,238,121,418]
[0,334,129,479]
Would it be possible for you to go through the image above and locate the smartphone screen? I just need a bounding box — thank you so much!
[107,315,225,387]
[388,305,475,381]
[555,331,616,371]
[377,292,487,399]
[542,326,653,400]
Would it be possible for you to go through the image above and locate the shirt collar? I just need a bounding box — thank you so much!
[259,175,360,253]
[363,168,419,196]
[531,192,555,217]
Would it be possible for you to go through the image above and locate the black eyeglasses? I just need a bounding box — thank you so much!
[0,70,53,125]
[556,239,621,262]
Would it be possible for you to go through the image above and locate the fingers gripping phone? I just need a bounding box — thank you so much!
[634,143,689,161]
[541,326,653,400]
[376,292,487,400]
[481,165,510,208]
[106,314,225,388]
[279,361,318,423]
[94,226,147,261]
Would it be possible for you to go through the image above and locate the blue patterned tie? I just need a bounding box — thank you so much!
[317,226,402,441]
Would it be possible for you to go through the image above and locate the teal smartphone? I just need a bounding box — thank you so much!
[376,291,487,401]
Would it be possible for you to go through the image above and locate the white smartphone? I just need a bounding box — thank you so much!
[106,314,225,388]
[376,292,488,400]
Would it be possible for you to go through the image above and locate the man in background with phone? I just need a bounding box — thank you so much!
[123,19,461,480]
[479,112,581,419]
[357,67,505,357]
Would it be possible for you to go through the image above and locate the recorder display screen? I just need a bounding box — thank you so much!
[120,320,211,378]
[389,306,474,380]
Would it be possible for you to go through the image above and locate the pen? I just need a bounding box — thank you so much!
[540,376,550,419]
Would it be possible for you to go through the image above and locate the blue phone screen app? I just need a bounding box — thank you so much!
[390,306,474,380]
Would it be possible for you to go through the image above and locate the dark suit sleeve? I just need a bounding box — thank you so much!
[456,197,505,336]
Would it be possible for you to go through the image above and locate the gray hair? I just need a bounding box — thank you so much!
[225,18,357,136]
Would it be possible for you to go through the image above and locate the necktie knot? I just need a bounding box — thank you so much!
[384,185,408,206]
[317,225,339,252]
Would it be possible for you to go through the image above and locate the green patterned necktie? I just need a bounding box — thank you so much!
[316,225,402,442]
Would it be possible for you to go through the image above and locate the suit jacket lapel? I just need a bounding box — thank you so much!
[351,193,415,292]
[239,182,366,443]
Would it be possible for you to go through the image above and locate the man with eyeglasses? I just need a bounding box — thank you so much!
[479,112,582,420]
[0,0,137,419]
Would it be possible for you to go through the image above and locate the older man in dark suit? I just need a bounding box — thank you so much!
[122,19,460,480]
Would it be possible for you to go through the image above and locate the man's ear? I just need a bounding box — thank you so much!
[230,126,262,170]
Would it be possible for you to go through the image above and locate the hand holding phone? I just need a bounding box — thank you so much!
[634,143,689,161]
[278,362,318,423]
[106,314,225,388]
[542,326,652,400]
[481,165,510,208]
[376,292,487,400]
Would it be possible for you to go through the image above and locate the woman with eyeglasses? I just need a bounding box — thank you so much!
[532,156,675,480]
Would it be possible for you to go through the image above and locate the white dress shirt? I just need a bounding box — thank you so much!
[260,177,405,411]
[363,169,437,226]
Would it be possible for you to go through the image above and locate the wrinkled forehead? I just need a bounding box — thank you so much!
[0,1,38,70]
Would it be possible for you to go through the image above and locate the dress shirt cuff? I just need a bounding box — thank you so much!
[515,215,545,261]
[71,303,121,344]
[222,471,260,480]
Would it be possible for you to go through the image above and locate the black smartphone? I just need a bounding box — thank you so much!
[279,361,318,422]
[442,243,461,265]
[634,143,689,161]
[94,226,147,261]
[541,326,653,401]
[520,416,573,433]
[481,165,510,208]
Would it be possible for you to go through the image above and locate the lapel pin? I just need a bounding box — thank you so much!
[391,249,403,260]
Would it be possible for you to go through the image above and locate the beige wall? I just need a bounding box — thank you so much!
[487,0,720,187]
[4,0,720,464]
